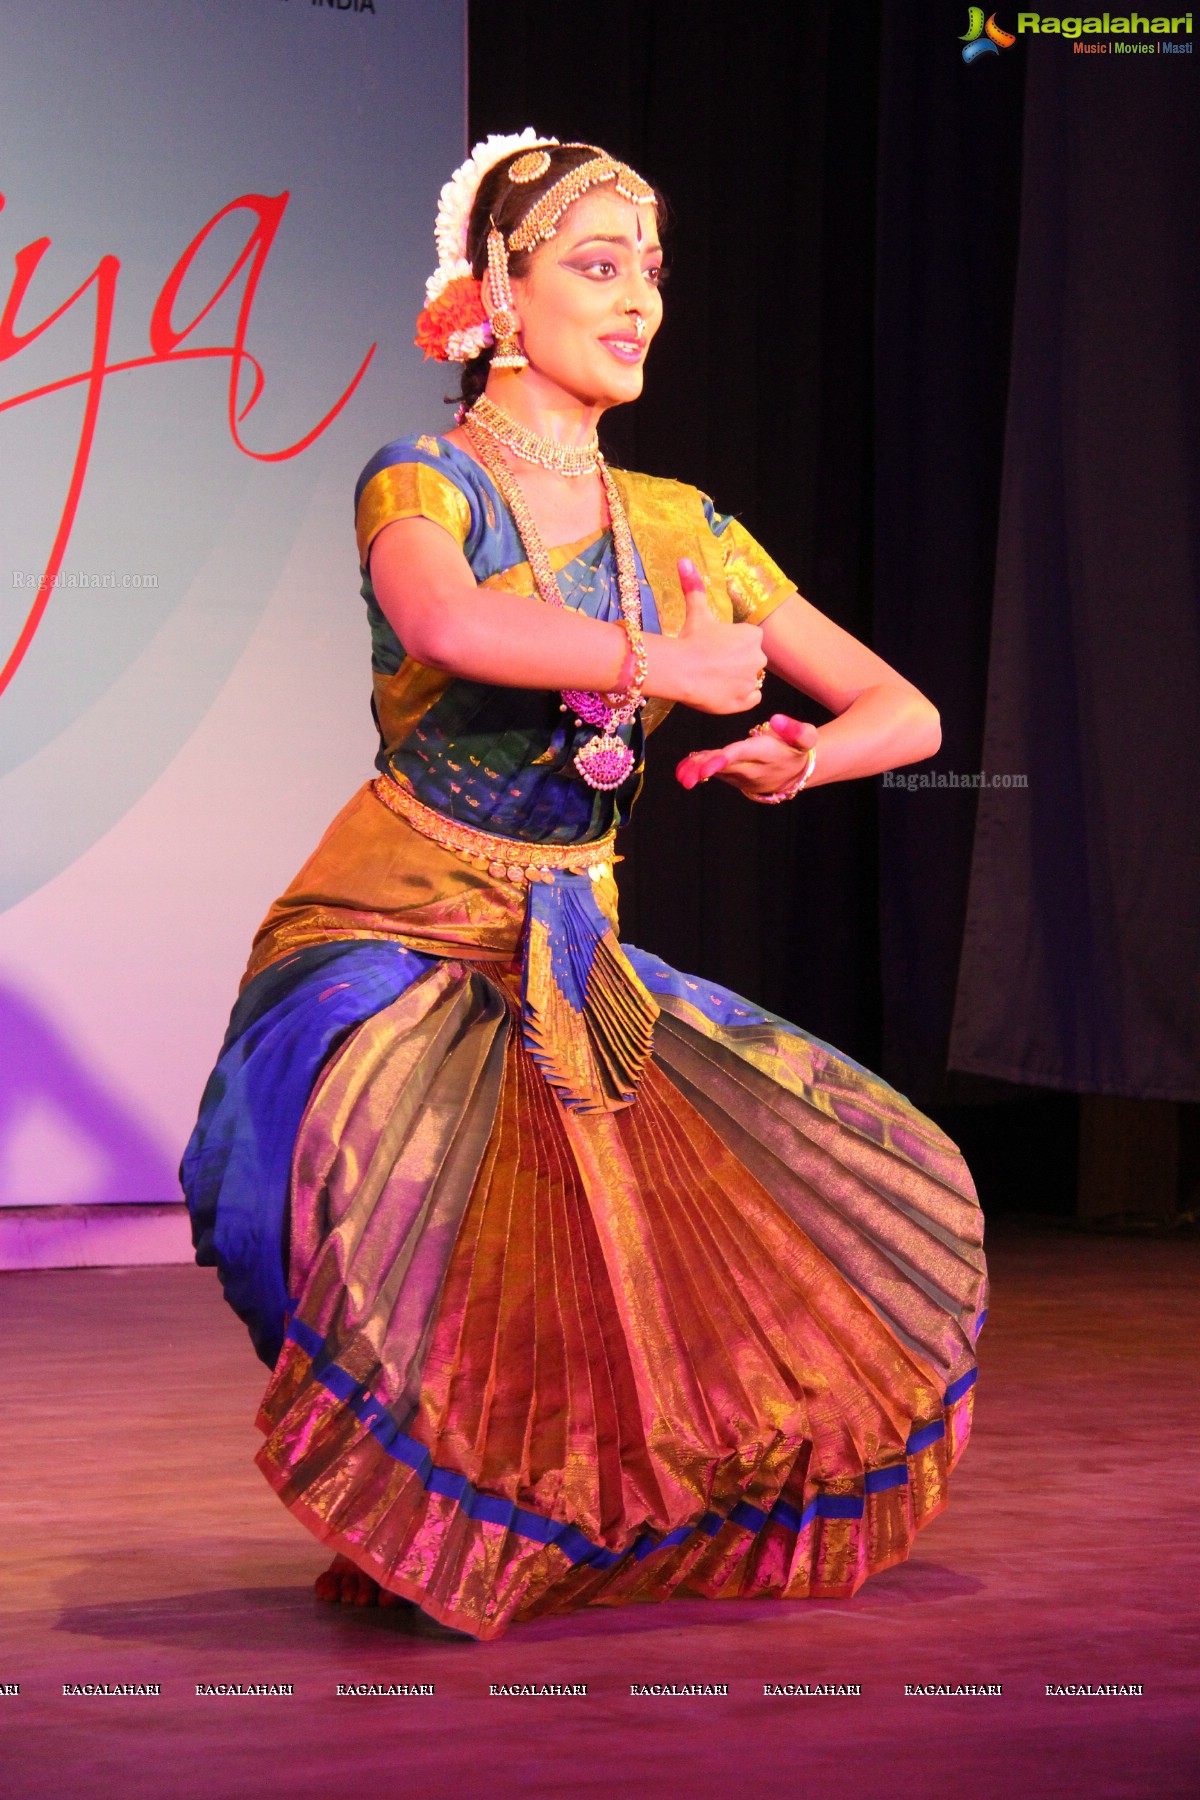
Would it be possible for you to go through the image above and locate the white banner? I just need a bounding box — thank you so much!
[0,0,465,1224]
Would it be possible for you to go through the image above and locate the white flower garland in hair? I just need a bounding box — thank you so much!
[416,130,558,363]
[433,128,556,273]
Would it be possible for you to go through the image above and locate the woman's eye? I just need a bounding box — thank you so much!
[646,264,666,286]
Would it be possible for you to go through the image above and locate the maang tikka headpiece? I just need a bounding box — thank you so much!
[505,147,655,252]
[414,134,655,366]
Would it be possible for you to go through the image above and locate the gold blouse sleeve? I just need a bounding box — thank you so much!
[355,459,473,569]
[714,514,798,625]
[609,469,798,637]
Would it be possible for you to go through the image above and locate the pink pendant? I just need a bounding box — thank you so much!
[560,687,611,729]
[573,733,635,791]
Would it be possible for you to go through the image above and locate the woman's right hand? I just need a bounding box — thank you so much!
[658,558,766,714]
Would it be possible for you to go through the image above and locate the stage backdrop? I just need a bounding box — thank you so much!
[0,1,465,1262]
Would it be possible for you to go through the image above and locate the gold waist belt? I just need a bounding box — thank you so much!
[372,774,618,886]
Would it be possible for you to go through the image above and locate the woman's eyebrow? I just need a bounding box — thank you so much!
[563,233,663,255]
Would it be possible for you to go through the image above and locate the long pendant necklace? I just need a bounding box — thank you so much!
[464,405,647,792]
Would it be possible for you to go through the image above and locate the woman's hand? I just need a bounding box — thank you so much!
[372,524,769,711]
[657,558,766,715]
[676,713,820,795]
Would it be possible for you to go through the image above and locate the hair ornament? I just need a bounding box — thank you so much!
[416,129,558,362]
[506,149,655,253]
[415,272,494,363]
[509,148,553,184]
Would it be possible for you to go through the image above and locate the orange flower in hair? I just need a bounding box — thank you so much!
[414,274,492,363]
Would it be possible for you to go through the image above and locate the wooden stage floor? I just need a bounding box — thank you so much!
[1,1223,1196,1800]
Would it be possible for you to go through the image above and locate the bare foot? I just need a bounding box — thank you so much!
[314,1553,412,1609]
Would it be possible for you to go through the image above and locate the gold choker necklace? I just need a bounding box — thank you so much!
[466,394,600,477]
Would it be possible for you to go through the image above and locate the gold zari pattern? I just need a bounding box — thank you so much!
[372,773,617,885]
[255,1011,979,1640]
[355,456,471,566]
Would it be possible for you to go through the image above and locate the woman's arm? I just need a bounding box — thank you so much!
[676,591,941,793]
[369,519,767,716]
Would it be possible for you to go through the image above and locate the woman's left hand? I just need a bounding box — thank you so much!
[675,713,820,796]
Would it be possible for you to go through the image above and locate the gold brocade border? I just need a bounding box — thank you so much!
[607,468,711,637]
[372,774,617,884]
[255,1337,963,1639]
[719,515,798,626]
[478,529,609,596]
[609,467,798,631]
[356,460,473,567]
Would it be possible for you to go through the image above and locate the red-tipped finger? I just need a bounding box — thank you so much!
[677,753,721,788]
[677,558,711,610]
[768,713,818,748]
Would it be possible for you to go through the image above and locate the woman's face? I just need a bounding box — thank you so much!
[504,188,664,410]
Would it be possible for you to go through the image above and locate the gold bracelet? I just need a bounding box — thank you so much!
[606,618,648,716]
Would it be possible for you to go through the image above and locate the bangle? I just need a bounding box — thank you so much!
[607,623,636,694]
[746,721,817,803]
[605,619,648,722]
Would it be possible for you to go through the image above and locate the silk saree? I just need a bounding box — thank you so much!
[181,435,987,1640]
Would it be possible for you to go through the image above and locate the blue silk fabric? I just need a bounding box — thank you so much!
[357,437,662,844]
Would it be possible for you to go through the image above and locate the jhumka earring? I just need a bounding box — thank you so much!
[486,224,527,371]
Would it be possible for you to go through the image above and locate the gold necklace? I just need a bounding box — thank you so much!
[467,394,600,477]
[463,418,647,792]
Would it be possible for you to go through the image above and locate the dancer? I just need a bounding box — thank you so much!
[182,134,987,1641]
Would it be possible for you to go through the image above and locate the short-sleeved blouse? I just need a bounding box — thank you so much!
[352,434,797,846]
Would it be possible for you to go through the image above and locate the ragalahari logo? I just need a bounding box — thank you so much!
[960,7,1017,58]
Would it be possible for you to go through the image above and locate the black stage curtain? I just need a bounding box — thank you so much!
[948,48,1200,1102]
[467,4,1196,1151]
[872,7,1025,1100]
